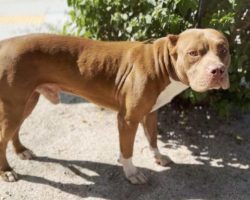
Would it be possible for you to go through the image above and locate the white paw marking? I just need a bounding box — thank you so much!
[18,149,34,160]
[155,155,173,166]
[1,171,18,182]
[127,170,148,184]
[151,148,173,166]
[119,155,148,184]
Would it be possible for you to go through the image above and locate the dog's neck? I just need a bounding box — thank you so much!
[152,38,181,84]
[166,53,180,82]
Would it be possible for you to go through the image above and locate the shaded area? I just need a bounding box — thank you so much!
[20,154,250,200]
[158,103,250,170]
[59,92,87,104]
[20,156,154,200]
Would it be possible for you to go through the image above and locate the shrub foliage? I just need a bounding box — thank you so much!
[64,0,250,116]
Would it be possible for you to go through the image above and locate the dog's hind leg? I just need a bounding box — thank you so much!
[12,92,40,160]
[0,99,25,182]
[12,128,35,160]
[12,85,59,160]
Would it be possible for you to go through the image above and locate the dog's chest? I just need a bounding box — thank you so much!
[151,80,189,112]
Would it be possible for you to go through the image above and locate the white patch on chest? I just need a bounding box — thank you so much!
[151,79,189,112]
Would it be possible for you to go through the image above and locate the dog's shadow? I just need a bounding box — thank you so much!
[19,154,250,200]
[20,156,155,199]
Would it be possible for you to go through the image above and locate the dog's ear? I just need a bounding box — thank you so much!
[167,34,178,47]
[167,34,179,61]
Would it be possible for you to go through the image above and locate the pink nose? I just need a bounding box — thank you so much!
[208,64,225,78]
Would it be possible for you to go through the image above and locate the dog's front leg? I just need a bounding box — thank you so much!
[141,111,173,166]
[117,113,148,184]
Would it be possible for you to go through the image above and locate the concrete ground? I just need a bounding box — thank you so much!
[0,1,250,200]
[1,96,250,200]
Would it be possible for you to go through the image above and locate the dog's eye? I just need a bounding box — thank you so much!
[219,47,227,55]
[188,50,199,57]
[217,43,228,55]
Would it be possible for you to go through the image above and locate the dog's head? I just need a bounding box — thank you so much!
[167,28,230,92]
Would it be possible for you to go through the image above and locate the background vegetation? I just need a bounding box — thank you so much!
[63,0,250,116]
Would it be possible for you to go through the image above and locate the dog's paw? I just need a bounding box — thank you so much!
[0,170,18,182]
[119,155,148,184]
[123,165,148,184]
[155,155,173,166]
[18,149,35,160]
[126,169,148,184]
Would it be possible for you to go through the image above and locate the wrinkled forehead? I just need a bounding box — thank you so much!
[177,29,229,51]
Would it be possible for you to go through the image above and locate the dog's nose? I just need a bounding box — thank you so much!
[208,64,225,78]
[211,68,224,75]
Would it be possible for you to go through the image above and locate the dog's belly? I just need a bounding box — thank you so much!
[151,79,189,112]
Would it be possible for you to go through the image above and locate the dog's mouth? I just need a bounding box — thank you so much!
[190,76,229,92]
[208,76,230,90]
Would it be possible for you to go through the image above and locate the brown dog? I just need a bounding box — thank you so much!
[0,28,230,184]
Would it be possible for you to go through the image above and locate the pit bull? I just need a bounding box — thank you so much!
[0,28,230,184]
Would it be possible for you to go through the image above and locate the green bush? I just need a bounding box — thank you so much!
[63,0,250,116]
